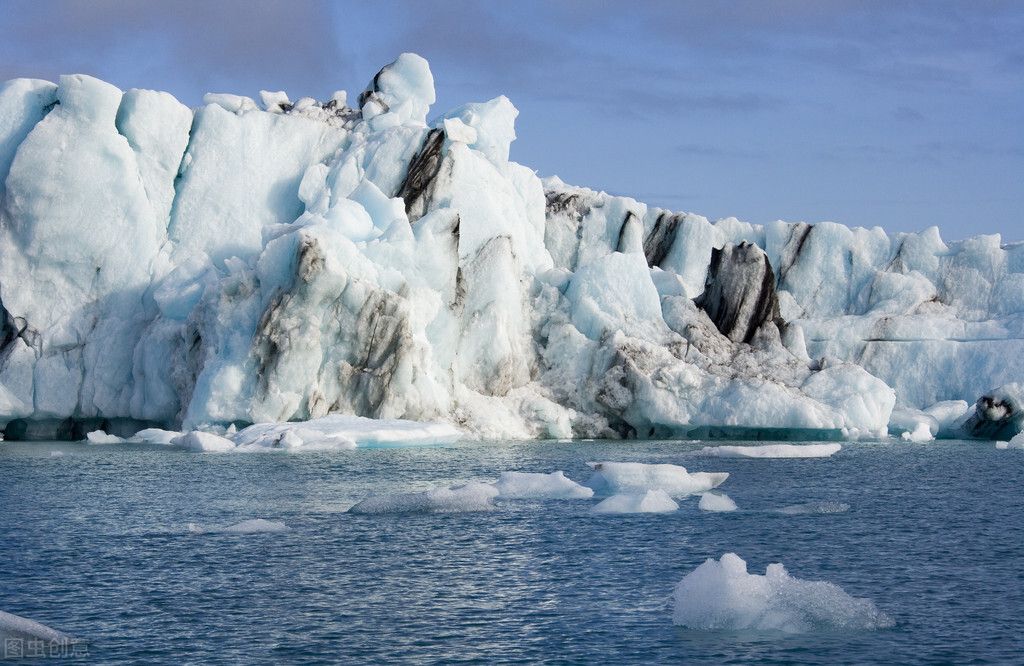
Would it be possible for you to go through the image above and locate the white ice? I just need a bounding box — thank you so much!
[232,415,461,449]
[348,482,499,514]
[84,430,125,444]
[900,422,935,443]
[0,609,76,645]
[591,489,679,514]
[2,53,1022,443]
[584,462,728,497]
[491,471,593,499]
[672,553,893,632]
[171,431,236,452]
[698,444,842,458]
[698,492,738,512]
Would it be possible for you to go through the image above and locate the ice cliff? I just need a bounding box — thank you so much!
[1,54,1021,441]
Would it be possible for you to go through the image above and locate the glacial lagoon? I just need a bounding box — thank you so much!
[2,438,1021,664]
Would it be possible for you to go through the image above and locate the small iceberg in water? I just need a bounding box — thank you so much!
[698,443,841,459]
[672,553,893,632]
[492,471,593,499]
[592,489,679,514]
[0,609,79,650]
[584,462,728,497]
[698,492,738,512]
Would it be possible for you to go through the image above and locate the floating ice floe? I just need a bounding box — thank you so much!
[84,430,125,444]
[348,482,499,515]
[127,415,462,453]
[591,489,679,514]
[672,553,893,632]
[584,462,728,497]
[128,428,182,445]
[171,431,235,452]
[775,501,851,515]
[698,492,737,512]
[0,609,78,646]
[491,471,593,499]
[188,518,289,534]
[698,443,841,458]
[231,415,461,449]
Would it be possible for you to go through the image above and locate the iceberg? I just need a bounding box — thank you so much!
[672,553,893,632]
[698,443,841,458]
[84,430,125,444]
[0,53,1019,442]
[0,609,77,647]
[591,489,679,514]
[491,471,593,499]
[584,462,728,497]
[698,492,738,512]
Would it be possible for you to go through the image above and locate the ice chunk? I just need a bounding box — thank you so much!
[699,492,738,512]
[584,462,728,497]
[698,444,841,458]
[348,482,498,515]
[923,400,970,437]
[492,471,593,499]
[672,553,893,632]
[85,430,125,444]
[359,52,435,126]
[442,117,478,144]
[439,96,517,164]
[129,428,183,445]
[188,518,288,534]
[171,431,236,452]
[900,422,935,442]
[591,490,679,514]
[775,501,851,515]
[0,609,77,646]
[231,415,461,450]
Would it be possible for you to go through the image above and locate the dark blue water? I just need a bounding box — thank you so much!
[2,438,1022,664]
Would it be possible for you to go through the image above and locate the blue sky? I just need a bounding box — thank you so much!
[2,0,1021,241]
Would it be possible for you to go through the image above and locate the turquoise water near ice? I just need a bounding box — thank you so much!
[1,438,1022,664]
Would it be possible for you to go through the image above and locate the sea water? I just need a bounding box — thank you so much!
[1,438,1022,664]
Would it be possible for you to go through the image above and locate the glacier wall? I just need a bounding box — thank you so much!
[0,54,1021,440]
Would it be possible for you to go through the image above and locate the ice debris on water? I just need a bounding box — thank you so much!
[584,462,728,498]
[84,430,125,444]
[491,471,593,499]
[698,444,841,458]
[672,553,893,632]
[698,492,738,512]
[591,489,679,514]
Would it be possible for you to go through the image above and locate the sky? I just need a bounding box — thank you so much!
[1,0,1021,241]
